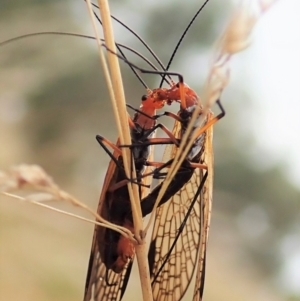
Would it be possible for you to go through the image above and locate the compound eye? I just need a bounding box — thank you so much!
[141,95,147,101]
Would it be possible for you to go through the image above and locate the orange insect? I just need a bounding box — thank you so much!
[1,1,219,300]
[117,66,224,301]
[94,0,221,299]
[106,1,225,299]
[144,81,224,301]
[105,51,223,301]
[83,90,181,300]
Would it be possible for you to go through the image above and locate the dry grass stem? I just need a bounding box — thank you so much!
[85,0,142,241]
[85,1,153,300]
[95,0,143,240]
[84,0,140,240]
[0,164,134,240]
[2,191,120,229]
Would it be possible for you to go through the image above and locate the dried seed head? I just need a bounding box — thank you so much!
[203,0,278,107]
[10,164,56,189]
[220,7,257,55]
[0,170,17,192]
[1,165,58,192]
[259,0,278,13]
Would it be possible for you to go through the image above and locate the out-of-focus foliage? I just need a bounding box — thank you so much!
[1,1,299,301]
[0,0,59,16]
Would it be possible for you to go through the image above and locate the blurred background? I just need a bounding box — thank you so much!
[0,0,299,301]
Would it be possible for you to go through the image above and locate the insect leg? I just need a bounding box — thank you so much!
[95,135,149,189]
[193,100,226,138]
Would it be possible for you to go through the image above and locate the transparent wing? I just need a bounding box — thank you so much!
[149,114,214,301]
[84,132,154,301]
[84,234,133,301]
[84,150,134,301]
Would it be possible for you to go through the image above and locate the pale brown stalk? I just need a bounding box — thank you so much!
[85,1,153,300]
[0,164,134,239]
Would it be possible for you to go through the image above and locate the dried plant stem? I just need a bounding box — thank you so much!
[2,192,117,230]
[0,164,136,238]
[95,0,143,239]
[84,1,138,240]
[85,1,153,300]
[48,185,133,238]
[1,184,133,240]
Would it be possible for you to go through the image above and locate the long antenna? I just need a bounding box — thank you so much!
[0,32,95,46]
[2,2,207,89]
[90,3,171,81]
[90,9,149,89]
[0,32,173,88]
[159,0,211,87]
[90,3,174,88]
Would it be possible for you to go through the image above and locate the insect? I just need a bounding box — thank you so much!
[82,13,189,300]
[119,68,225,301]
[144,82,224,301]
[2,1,220,299]
[90,0,222,299]
[104,1,225,299]
[83,87,181,300]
